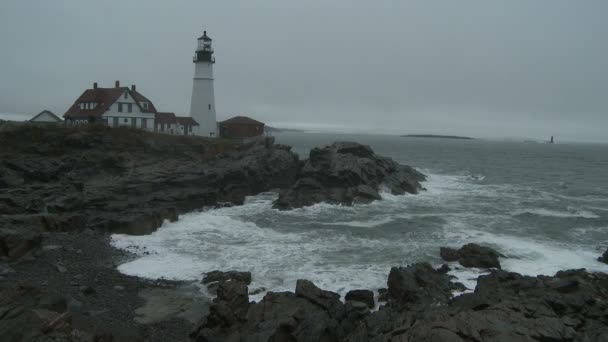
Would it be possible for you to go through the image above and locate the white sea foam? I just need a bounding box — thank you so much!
[111,171,608,303]
[111,202,420,302]
[512,208,600,219]
[317,217,395,228]
[444,228,608,278]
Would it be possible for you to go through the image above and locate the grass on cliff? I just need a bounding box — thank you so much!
[0,123,239,159]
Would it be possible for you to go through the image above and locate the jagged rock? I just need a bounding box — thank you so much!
[436,264,451,274]
[598,248,608,264]
[345,289,375,309]
[387,262,465,310]
[191,267,608,342]
[440,243,503,269]
[202,270,252,285]
[274,141,425,209]
[377,288,388,303]
[191,280,350,342]
[295,279,343,314]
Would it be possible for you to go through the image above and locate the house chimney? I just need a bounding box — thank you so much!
[131,85,136,92]
[115,80,120,88]
[93,82,98,89]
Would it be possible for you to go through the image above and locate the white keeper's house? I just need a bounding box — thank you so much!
[62,81,199,136]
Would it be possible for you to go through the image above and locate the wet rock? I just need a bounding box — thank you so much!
[249,287,266,296]
[79,285,96,296]
[377,288,389,303]
[597,248,608,264]
[201,270,252,285]
[387,262,464,310]
[135,287,209,325]
[274,141,425,209]
[345,289,375,309]
[440,243,503,269]
[295,279,343,314]
[437,263,451,274]
[192,280,348,342]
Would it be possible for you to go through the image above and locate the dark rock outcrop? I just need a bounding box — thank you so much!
[598,248,608,264]
[274,142,425,209]
[202,270,252,285]
[192,262,608,342]
[191,279,351,342]
[0,125,300,259]
[387,262,465,310]
[440,243,503,269]
[345,289,374,309]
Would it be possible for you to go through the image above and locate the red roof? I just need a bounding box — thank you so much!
[63,85,157,119]
[155,112,177,124]
[176,116,199,126]
[220,116,264,125]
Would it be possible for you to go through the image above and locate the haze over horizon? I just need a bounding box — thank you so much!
[1,1,607,142]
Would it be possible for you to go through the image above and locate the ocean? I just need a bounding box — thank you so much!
[111,133,608,300]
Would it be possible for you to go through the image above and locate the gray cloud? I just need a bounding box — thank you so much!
[1,0,607,141]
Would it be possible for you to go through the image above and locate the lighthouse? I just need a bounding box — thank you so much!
[189,31,217,137]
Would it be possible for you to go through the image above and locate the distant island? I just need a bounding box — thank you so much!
[402,134,475,140]
[265,126,305,133]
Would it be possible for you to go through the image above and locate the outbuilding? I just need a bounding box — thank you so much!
[30,110,62,124]
[219,116,265,139]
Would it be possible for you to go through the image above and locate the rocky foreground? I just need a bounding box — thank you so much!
[192,244,608,342]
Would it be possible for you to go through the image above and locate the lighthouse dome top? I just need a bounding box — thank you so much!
[198,31,212,41]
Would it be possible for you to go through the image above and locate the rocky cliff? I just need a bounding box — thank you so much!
[0,125,300,259]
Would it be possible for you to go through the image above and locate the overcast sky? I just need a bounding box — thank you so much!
[1,1,607,141]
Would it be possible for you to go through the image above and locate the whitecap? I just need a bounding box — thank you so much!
[512,208,599,219]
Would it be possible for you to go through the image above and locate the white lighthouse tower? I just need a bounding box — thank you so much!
[189,31,217,137]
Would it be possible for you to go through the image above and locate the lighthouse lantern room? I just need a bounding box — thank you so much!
[189,30,218,137]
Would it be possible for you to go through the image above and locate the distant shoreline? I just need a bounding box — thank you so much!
[401,134,474,140]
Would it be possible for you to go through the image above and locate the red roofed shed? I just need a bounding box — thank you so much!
[219,116,265,139]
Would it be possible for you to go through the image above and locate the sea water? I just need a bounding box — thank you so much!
[111,133,608,301]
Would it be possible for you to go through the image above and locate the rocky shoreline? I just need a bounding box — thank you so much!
[2,125,608,341]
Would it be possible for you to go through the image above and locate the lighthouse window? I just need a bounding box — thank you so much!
[208,104,211,110]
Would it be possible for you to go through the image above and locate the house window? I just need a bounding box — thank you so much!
[142,118,147,129]
[113,117,118,126]
[124,118,128,123]
[118,103,123,112]
[127,103,133,113]
[124,92,128,99]
[142,102,148,110]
